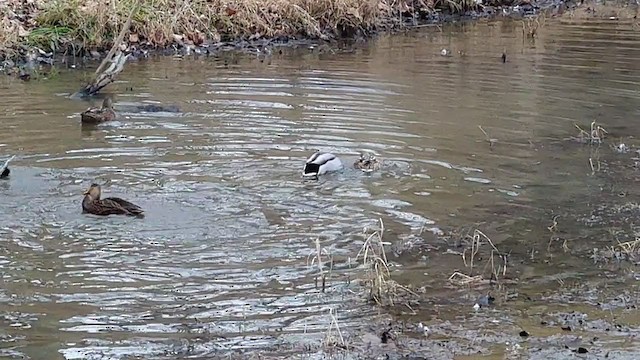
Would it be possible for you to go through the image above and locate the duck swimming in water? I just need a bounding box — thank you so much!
[302,151,343,178]
[354,152,381,173]
[0,155,15,178]
[81,97,116,124]
[82,183,144,217]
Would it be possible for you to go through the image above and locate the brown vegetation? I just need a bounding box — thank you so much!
[0,0,479,57]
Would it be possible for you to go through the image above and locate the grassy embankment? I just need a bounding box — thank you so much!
[0,0,484,59]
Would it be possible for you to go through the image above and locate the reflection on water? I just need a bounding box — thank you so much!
[2,16,640,359]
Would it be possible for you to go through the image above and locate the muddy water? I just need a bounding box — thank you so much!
[2,16,640,359]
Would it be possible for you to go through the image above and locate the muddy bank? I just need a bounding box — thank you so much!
[0,0,579,76]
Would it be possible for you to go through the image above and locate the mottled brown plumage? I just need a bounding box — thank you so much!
[354,152,381,173]
[82,183,144,217]
[81,98,116,124]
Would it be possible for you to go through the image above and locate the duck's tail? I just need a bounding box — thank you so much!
[0,155,15,178]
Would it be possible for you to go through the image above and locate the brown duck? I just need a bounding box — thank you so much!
[81,98,116,124]
[82,183,144,217]
[354,152,381,173]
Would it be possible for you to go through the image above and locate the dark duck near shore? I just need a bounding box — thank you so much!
[82,183,144,217]
[0,155,15,178]
[81,98,116,124]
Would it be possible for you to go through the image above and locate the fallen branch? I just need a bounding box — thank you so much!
[71,3,137,98]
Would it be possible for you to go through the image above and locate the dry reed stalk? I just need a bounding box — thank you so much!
[308,237,332,292]
[611,238,640,259]
[356,218,393,304]
[355,219,417,305]
[451,229,508,286]
[574,121,608,145]
[478,125,497,148]
[449,271,483,286]
[322,308,347,349]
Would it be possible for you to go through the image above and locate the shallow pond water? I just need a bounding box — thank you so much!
[2,14,640,359]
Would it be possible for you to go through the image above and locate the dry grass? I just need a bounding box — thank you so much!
[0,0,490,56]
[611,238,640,260]
[0,0,391,53]
[574,121,608,145]
[522,14,545,39]
[448,229,509,287]
[356,219,393,304]
[571,121,608,175]
[593,235,640,264]
[322,308,348,349]
[308,237,333,292]
[355,219,417,306]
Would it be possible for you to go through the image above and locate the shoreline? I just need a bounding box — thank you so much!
[0,0,578,77]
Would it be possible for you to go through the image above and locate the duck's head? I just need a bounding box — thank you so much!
[355,152,380,172]
[102,97,113,110]
[83,183,102,199]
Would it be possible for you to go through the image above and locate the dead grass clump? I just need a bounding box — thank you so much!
[356,219,393,304]
[436,0,481,15]
[5,0,395,54]
[570,121,608,175]
[0,0,493,56]
[522,14,545,39]
[355,219,417,306]
[448,229,509,287]
[611,238,640,262]
[593,236,640,264]
[574,121,608,145]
